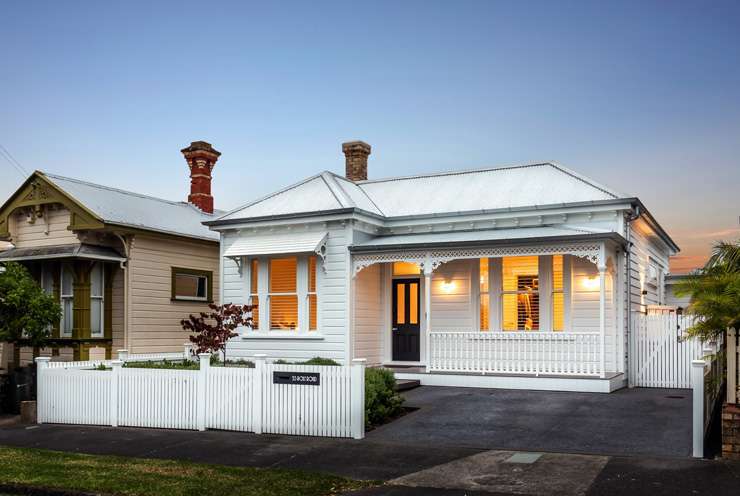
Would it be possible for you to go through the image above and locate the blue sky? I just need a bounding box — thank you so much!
[1,0,739,271]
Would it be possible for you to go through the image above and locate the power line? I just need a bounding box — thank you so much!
[0,143,29,178]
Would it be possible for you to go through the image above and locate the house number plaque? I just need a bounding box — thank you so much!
[273,371,320,386]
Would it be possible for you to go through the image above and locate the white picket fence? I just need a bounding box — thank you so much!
[428,331,602,376]
[36,353,366,439]
[630,313,704,388]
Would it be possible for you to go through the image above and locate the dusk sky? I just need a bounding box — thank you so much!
[2,1,739,273]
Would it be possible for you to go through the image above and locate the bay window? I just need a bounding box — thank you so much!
[248,254,318,333]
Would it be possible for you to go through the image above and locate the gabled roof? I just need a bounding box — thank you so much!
[1,172,221,241]
[42,173,221,241]
[215,162,624,222]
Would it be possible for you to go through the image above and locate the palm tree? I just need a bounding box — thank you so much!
[676,240,740,341]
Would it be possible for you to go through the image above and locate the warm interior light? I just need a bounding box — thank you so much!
[581,275,600,291]
[441,280,456,293]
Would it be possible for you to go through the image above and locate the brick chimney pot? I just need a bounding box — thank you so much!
[342,141,371,182]
[181,141,221,214]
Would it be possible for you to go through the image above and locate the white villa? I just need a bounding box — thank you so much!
[206,141,679,393]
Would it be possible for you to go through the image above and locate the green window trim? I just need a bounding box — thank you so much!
[171,267,214,303]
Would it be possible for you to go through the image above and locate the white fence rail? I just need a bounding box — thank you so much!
[428,331,602,377]
[630,313,704,388]
[36,354,366,439]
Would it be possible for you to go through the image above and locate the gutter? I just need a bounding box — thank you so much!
[349,232,628,253]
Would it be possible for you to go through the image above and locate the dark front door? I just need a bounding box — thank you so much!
[392,278,421,361]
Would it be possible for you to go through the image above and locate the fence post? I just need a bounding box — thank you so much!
[691,359,706,458]
[197,353,210,432]
[253,354,266,434]
[728,328,737,405]
[117,349,128,362]
[110,360,122,427]
[34,357,50,424]
[351,359,366,440]
[183,343,193,361]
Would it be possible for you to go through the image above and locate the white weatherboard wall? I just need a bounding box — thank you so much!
[571,256,618,373]
[224,221,349,363]
[353,263,383,365]
[431,259,474,332]
[629,219,670,311]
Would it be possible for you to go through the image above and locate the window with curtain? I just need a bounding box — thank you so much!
[269,257,298,330]
[552,255,564,331]
[479,258,489,331]
[502,256,539,331]
[308,256,317,331]
[249,259,259,328]
[61,263,74,336]
[90,263,104,337]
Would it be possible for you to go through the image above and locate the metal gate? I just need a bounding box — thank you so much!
[630,312,703,388]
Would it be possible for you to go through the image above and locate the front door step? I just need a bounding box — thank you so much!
[395,379,421,392]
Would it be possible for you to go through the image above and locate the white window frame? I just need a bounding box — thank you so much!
[90,263,105,338]
[251,254,318,334]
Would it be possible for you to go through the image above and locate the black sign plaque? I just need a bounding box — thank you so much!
[273,371,320,386]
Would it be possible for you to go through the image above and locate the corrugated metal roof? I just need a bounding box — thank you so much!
[351,226,598,250]
[215,162,625,223]
[0,243,125,262]
[224,231,328,257]
[44,173,221,241]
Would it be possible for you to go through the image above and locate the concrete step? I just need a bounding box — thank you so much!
[396,379,421,392]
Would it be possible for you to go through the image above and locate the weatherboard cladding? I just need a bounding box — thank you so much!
[44,173,221,241]
[215,162,623,223]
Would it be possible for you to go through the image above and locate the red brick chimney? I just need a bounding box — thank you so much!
[181,141,221,214]
[342,141,371,181]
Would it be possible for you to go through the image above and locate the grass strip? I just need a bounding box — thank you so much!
[0,446,373,496]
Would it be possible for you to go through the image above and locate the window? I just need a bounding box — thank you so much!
[393,261,421,276]
[502,256,539,331]
[552,255,564,331]
[171,268,212,302]
[61,263,74,336]
[249,259,259,328]
[90,263,104,337]
[269,257,298,330]
[479,258,489,331]
[308,256,317,330]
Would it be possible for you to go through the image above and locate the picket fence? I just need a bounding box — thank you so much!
[36,353,366,439]
[630,313,704,388]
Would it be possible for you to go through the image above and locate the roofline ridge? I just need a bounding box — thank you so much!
[355,161,553,184]
[545,162,625,199]
[329,172,387,216]
[213,171,334,222]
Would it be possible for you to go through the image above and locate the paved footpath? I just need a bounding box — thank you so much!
[0,423,738,495]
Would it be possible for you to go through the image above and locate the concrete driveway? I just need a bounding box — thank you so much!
[368,386,692,457]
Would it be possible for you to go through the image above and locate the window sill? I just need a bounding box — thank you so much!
[240,332,325,340]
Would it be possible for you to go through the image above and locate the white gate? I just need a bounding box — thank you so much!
[630,312,704,388]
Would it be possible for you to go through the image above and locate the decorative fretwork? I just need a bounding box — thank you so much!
[352,242,603,276]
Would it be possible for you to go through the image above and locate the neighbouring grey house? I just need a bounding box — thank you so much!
[205,141,679,393]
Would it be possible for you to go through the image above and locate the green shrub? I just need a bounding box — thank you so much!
[273,357,339,366]
[364,368,404,427]
[123,360,198,370]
